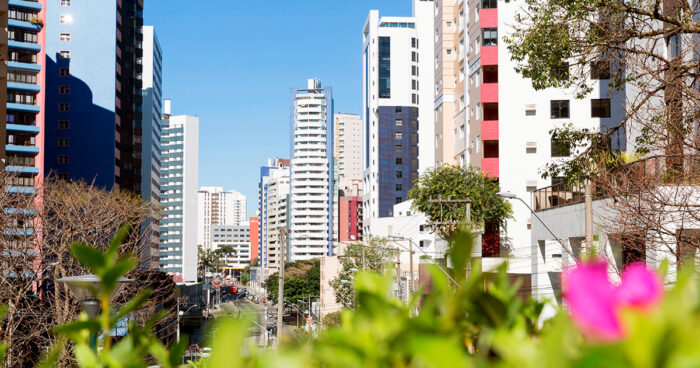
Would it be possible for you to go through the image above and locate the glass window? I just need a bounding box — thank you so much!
[58,155,69,164]
[59,50,70,59]
[396,171,403,178]
[395,197,403,204]
[395,145,403,153]
[591,99,611,117]
[553,62,570,80]
[58,120,69,129]
[59,103,70,112]
[550,100,570,119]
[60,15,72,24]
[395,132,403,140]
[591,61,610,79]
[59,68,70,76]
[551,138,571,157]
[396,184,403,192]
[58,137,69,147]
[60,0,71,6]
[396,157,402,165]
[59,85,70,94]
[378,37,391,98]
[482,0,497,8]
[482,28,497,46]
[59,33,71,42]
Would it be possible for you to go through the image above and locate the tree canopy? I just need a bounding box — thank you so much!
[408,165,512,239]
[264,259,320,305]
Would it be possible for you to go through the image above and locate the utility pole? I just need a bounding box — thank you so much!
[408,239,414,297]
[584,181,594,251]
[276,227,286,342]
[396,249,402,302]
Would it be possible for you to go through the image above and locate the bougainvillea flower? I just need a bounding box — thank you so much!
[563,261,622,341]
[616,263,664,309]
[563,260,663,342]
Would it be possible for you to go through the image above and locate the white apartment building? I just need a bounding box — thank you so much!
[258,159,290,275]
[362,0,435,233]
[159,100,199,283]
[197,187,247,250]
[430,0,626,276]
[289,79,335,261]
[210,225,252,270]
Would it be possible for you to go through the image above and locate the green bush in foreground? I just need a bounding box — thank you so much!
[23,227,700,367]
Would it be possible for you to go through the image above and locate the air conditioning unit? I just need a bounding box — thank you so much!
[526,141,537,149]
[525,104,537,116]
[526,180,538,190]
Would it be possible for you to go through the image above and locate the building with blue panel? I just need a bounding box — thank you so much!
[44,0,144,191]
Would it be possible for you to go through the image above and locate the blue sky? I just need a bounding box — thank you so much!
[145,0,410,218]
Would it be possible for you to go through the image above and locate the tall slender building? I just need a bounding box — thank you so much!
[45,0,144,191]
[159,100,199,283]
[289,79,334,261]
[362,0,435,232]
[197,187,247,250]
[3,0,47,192]
[334,113,363,189]
[258,158,289,274]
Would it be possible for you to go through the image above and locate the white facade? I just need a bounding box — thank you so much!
[159,101,199,284]
[289,79,334,261]
[362,0,435,233]
[210,225,252,269]
[259,162,290,274]
[197,187,247,250]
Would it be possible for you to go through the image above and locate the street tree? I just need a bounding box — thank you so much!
[408,165,512,240]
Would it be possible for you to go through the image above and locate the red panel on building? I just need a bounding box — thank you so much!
[481,158,499,178]
[480,8,498,28]
[481,120,499,140]
[481,46,498,65]
[249,217,259,264]
[339,196,363,242]
[480,83,498,103]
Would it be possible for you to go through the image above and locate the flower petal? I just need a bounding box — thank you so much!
[616,263,663,309]
[563,261,623,341]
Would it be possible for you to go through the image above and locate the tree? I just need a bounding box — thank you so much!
[0,173,174,367]
[329,237,397,309]
[505,0,700,269]
[408,165,512,239]
[264,259,320,305]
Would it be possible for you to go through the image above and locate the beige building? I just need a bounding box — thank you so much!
[334,113,363,183]
[434,0,468,167]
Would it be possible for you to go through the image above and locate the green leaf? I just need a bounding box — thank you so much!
[111,289,151,326]
[70,242,106,272]
[106,224,131,260]
[53,319,101,336]
[73,344,99,367]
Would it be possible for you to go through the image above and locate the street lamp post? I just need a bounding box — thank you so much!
[58,274,131,351]
[177,302,198,343]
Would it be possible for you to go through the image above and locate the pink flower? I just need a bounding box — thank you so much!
[563,260,663,342]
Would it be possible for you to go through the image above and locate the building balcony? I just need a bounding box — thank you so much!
[6,124,40,134]
[8,19,42,31]
[8,61,41,72]
[8,40,41,52]
[6,102,40,113]
[6,144,40,155]
[481,46,498,66]
[481,120,499,141]
[481,158,499,178]
[480,83,498,103]
[5,186,36,194]
[8,0,42,10]
[7,82,40,92]
[480,8,498,28]
[5,165,40,175]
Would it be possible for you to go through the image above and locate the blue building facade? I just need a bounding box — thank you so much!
[377,106,419,218]
[44,0,144,191]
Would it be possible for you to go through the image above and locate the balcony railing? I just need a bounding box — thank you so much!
[532,182,606,211]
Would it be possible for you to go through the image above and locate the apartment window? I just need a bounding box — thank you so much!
[396,184,403,192]
[395,145,403,153]
[396,171,403,178]
[411,51,418,62]
[411,37,418,48]
[60,0,71,6]
[59,103,70,112]
[396,157,403,165]
[550,100,570,118]
[412,93,418,104]
[59,33,71,42]
[59,85,70,94]
[412,80,418,90]
[59,68,70,76]
[58,155,69,164]
[378,37,391,98]
[59,50,70,59]
[411,65,418,76]
[553,62,570,80]
[591,61,610,79]
[591,99,611,118]
[395,132,403,140]
[395,107,402,113]
[395,119,403,127]
[482,0,497,8]
[482,28,498,46]
[551,138,571,157]
[60,15,72,24]
[58,137,69,147]
[58,120,69,129]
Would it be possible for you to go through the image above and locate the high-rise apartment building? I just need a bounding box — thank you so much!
[289,79,334,261]
[45,0,144,191]
[338,196,363,242]
[258,159,289,273]
[362,0,435,232]
[433,0,625,271]
[3,0,46,192]
[159,100,199,283]
[197,186,247,250]
[334,113,362,183]
[434,0,467,166]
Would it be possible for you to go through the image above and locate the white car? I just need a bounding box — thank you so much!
[201,347,212,358]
